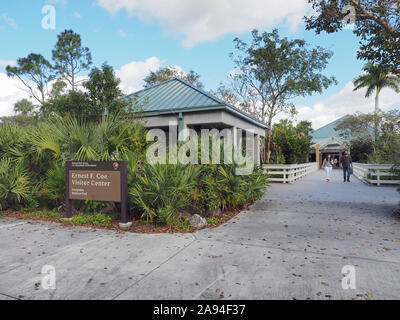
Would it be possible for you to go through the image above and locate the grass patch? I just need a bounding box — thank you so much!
[206,217,221,225]
[23,211,41,219]
[23,209,61,220]
[174,219,192,232]
[42,210,61,219]
[206,214,229,226]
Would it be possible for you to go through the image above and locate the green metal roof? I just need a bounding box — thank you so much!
[126,78,268,129]
[311,115,350,144]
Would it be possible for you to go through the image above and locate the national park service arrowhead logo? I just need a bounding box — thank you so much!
[113,162,119,170]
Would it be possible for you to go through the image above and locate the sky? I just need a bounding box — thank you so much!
[0,0,399,129]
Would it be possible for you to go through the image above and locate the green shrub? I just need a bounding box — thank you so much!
[42,209,61,220]
[243,166,269,203]
[129,164,201,225]
[0,124,26,161]
[84,199,107,213]
[0,158,32,210]
[42,166,65,205]
[91,213,112,227]
[192,165,223,213]
[216,164,247,210]
[71,213,112,227]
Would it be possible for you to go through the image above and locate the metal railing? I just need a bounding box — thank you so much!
[263,162,318,184]
[352,163,399,186]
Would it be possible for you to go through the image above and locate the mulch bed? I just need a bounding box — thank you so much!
[0,205,248,234]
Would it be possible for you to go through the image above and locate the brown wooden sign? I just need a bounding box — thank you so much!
[65,161,128,223]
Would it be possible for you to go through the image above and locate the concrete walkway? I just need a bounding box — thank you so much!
[1,169,399,300]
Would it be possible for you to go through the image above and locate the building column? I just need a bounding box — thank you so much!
[178,112,188,141]
[232,126,238,147]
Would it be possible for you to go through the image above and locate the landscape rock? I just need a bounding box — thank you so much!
[188,214,207,228]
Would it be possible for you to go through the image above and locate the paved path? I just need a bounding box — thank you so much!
[1,169,399,300]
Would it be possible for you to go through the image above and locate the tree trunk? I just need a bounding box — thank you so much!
[374,87,380,143]
[265,117,273,163]
[71,55,75,92]
[71,71,75,92]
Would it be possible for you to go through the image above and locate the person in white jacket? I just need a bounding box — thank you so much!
[322,154,333,182]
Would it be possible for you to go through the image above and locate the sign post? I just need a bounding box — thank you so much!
[65,161,129,224]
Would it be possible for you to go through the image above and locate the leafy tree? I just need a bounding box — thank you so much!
[211,83,240,106]
[375,110,400,163]
[41,90,91,120]
[305,0,400,74]
[296,120,314,138]
[144,66,204,88]
[6,54,54,105]
[229,29,336,163]
[42,63,144,121]
[346,138,374,163]
[336,110,400,163]
[52,29,92,91]
[270,119,313,164]
[49,80,68,99]
[353,63,400,141]
[83,63,126,116]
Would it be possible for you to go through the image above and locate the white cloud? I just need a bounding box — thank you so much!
[74,12,82,19]
[0,72,34,117]
[290,82,400,129]
[46,0,67,6]
[116,56,164,93]
[95,0,311,47]
[118,29,128,38]
[0,13,17,29]
[0,59,16,68]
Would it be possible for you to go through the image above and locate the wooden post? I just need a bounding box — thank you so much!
[316,144,321,169]
[65,161,72,218]
[377,169,381,187]
[120,161,129,223]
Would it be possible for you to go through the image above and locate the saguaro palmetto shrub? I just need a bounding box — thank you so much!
[129,164,201,225]
[129,162,269,226]
[0,115,269,225]
[0,114,149,210]
[191,163,269,214]
[42,166,66,206]
[26,114,148,163]
[242,166,269,203]
[0,158,32,210]
[0,124,26,161]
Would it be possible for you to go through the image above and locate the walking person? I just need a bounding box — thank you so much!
[322,154,333,182]
[340,151,353,182]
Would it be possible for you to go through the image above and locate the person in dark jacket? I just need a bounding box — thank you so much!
[340,151,353,182]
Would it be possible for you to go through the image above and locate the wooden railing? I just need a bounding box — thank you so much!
[352,163,399,186]
[263,162,318,184]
